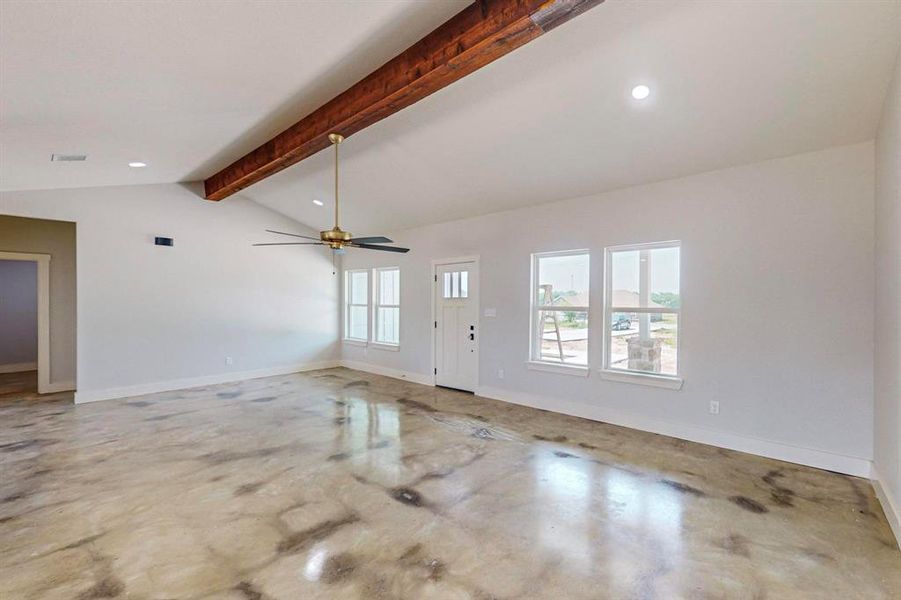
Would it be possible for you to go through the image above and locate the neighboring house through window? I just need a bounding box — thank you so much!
[530,250,590,370]
[604,241,681,383]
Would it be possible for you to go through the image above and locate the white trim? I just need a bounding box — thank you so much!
[0,251,51,263]
[0,361,37,374]
[431,256,481,389]
[341,359,433,386]
[527,361,589,377]
[0,251,54,393]
[43,380,75,393]
[475,385,872,477]
[369,342,400,352]
[530,249,591,366]
[74,360,339,404]
[872,466,901,546]
[343,269,369,343]
[342,338,367,347]
[373,266,401,346]
[603,241,682,379]
[605,239,682,252]
[599,369,683,390]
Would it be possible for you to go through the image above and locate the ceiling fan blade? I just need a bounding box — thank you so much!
[252,242,326,247]
[350,243,410,253]
[349,236,393,244]
[264,229,321,241]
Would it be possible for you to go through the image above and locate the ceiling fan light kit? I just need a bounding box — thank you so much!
[253,133,409,255]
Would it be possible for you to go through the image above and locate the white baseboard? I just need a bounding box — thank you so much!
[872,466,901,546]
[74,360,340,404]
[339,360,433,386]
[0,361,37,374]
[42,380,75,393]
[475,385,872,478]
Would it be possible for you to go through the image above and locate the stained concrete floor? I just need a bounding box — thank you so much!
[1,367,899,599]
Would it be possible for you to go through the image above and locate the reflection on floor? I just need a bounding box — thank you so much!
[1,367,898,599]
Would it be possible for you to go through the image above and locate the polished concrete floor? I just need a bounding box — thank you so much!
[1,368,899,599]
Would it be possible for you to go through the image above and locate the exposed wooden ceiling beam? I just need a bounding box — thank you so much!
[203,0,604,201]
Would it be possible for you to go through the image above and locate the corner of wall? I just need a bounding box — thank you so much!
[872,464,901,546]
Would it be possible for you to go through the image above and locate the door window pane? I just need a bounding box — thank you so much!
[442,270,469,299]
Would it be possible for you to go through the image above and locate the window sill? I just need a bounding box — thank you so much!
[343,339,368,347]
[598,369,683,390]
[370,343,400,352]
[527,361,589,377]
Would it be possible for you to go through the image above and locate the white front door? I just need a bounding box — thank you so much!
[434,261,478,392]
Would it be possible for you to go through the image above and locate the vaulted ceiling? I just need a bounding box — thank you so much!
[2,1,900,232]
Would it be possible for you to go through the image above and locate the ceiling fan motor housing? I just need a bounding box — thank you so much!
[321,227,352,248]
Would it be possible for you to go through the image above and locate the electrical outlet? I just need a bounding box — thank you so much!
[498,368,504,379]
[709,401,720,415]
[225,356,234,366]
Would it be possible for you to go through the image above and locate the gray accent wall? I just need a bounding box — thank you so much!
[0,260,38,366]
[0,216,76,386]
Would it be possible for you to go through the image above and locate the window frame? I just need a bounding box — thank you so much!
[528,249,591,375]
[372,266,401,349]
[601,240,682,389]
[344,269,370,345]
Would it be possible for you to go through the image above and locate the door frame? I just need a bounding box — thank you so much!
[430,255,480,389]
[0,251,52,393]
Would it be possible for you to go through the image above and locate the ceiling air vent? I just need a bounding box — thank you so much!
[51,154,87,162]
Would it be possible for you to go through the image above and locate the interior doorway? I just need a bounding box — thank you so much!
[432,257,479,393]
[0,252,51,394]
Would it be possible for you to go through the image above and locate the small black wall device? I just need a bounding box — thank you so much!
[154,237,174,247]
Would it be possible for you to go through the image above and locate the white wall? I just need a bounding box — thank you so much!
[342,143,875,476]
[0,260,37,367]
[0,183,339,401]
[874,49,901,539]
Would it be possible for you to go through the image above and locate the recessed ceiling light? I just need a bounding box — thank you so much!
[128,161,147,168]
[312,199,324,206]
[631,84,651,100]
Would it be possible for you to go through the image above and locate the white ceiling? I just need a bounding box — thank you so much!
[0,0,467,191]
[2,1,900,234]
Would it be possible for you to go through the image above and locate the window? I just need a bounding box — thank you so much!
[604,241,681,382]
[530,250,590,368]
[345,270,369,342]
[443,270,468,298]
[374,267,400,346]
